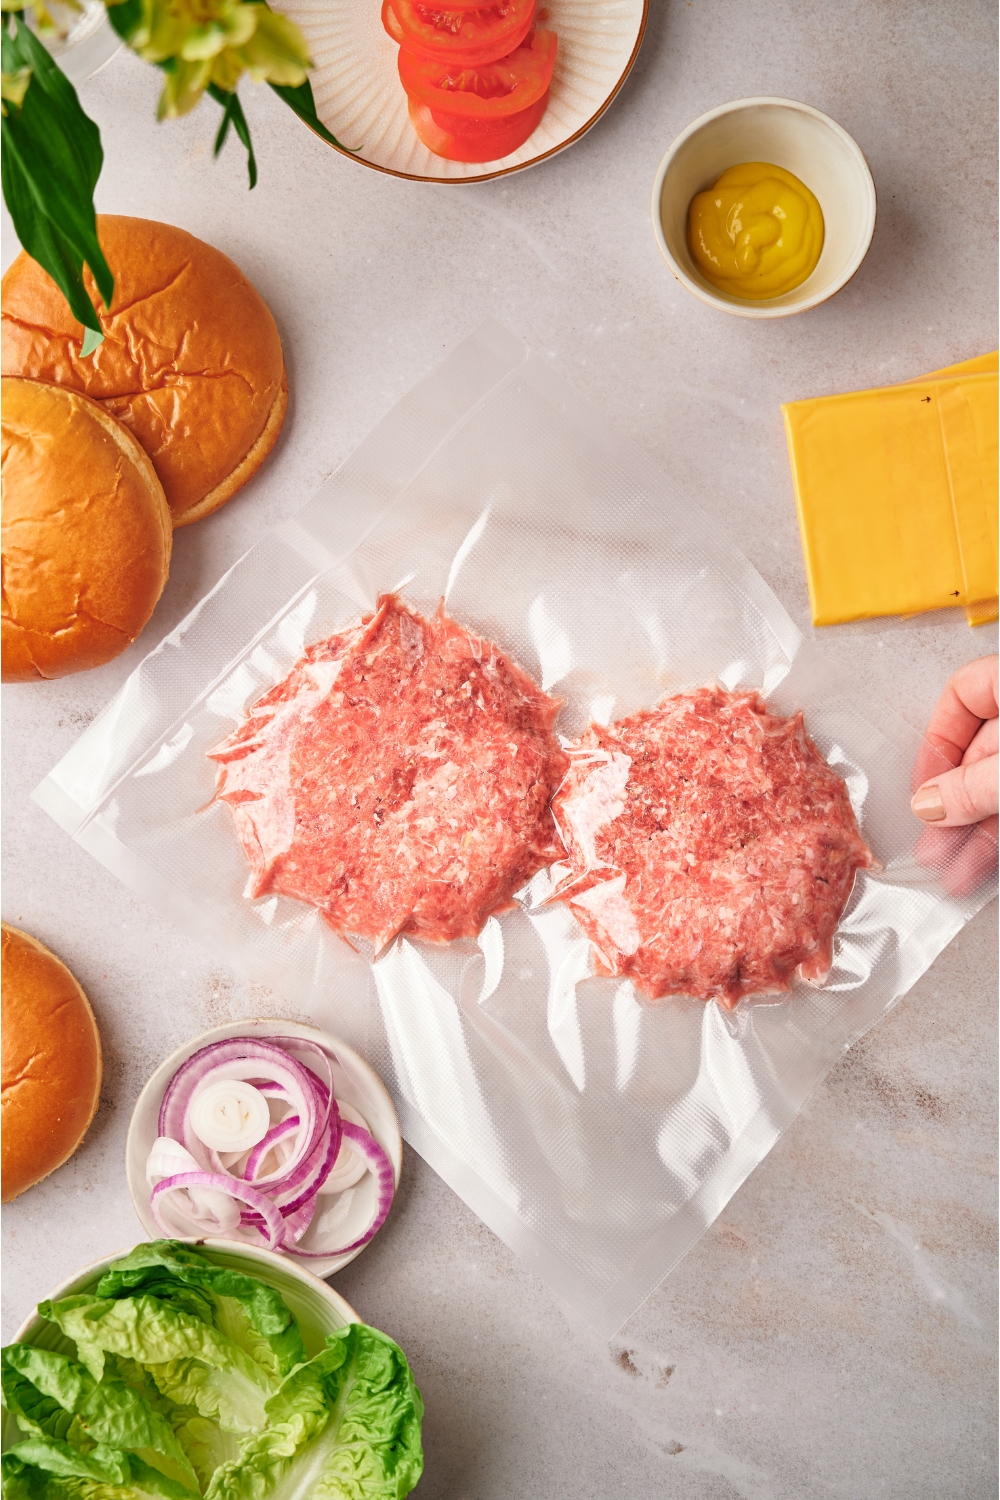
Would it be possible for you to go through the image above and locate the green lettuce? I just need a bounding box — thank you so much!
[205,1326,423,1500]
[2,1443,199,1500]
[37,1296,273,1435]
[1,1349,199,1494]
[2,1244,422,1500]
[95,1247,304,1380]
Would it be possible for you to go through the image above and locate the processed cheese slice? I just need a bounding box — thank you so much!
[921,354,998,623]
[783,354,998,627]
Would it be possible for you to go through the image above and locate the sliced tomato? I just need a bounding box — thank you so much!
[391,0,535,68]
[398,28,557,121]
[407,89,549,161]
[382,0,405,42]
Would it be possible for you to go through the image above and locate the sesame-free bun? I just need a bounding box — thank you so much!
[1,216,287,527]
[1,923,103,1204]
[2,377,172,681]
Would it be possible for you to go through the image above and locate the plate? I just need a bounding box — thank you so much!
[274,0,648,182]
[126,1020,402,1279]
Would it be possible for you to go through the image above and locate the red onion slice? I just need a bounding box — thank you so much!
[151,1171,286,1248]
[160,1040,306,1138]
[159,1040,327,1182]
[243,1115,301,1182]
[269,1114,342,1215]
[149,1036,381,1262]
[284,1124,395,1260]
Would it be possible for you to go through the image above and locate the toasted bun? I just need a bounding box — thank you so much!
[1,923,103,1203]
[1,216,287,527]
[2,377,172,681]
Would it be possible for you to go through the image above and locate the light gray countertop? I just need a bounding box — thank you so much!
[2,2,997,1495]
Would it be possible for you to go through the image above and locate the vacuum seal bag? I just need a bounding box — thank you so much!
[35,321,998,1336]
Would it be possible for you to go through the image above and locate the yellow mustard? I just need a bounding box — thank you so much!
[687,162,824,300]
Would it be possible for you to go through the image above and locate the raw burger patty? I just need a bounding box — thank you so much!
[549,687,874,1006]
[209,594,568,949]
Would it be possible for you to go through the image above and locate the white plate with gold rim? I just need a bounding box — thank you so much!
[274,0,648,182]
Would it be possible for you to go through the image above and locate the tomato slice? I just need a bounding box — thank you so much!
[391,0,535,69]
[407,89,549,161]
[398,28,557,121]
[382,0,405,42]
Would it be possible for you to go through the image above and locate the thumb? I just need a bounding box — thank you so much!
[911,753,1000,827]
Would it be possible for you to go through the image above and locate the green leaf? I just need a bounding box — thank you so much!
[1,1448,201,1500]
[0,1350,90,1445]
[81,326,103,355]
[267,78,355,153]
[1,1347,199,1496]
[3,1349,96,1421]
[94,1243,304,1377]
[37,1293,275,1435]
[0,14,112,337]
[204,1326,424,1500]
[3,1438,130,1489]
[206,84,256,189]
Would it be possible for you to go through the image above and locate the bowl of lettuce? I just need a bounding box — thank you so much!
[0,1238,424,1500]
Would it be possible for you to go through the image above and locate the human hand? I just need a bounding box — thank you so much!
[911,654,998,895]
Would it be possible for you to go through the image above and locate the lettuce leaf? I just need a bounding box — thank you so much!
[3,1438,131,1487]
[1,1348,198,1495]
[1,1350,93,1443]
[2,1444,199,1500]
[94,1247,304,1380]
[204,1327,423,1500]
[164,1420,242,1496]
[4,1246,423,1500]
[38,1295,274,1439]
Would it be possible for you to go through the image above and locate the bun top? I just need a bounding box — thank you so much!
[1,216,285,526]
[2,377,172,681]
[1,924,103,1204]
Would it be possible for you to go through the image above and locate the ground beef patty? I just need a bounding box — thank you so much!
[210,594,567,951]
[549,687,874,1006]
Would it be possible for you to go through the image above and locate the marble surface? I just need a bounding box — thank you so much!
[2,1,998,1495]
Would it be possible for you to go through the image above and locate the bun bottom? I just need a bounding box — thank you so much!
[1,924,102,1203]
[173,363,289,528]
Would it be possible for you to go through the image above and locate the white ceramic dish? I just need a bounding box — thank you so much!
[274,0,647,182]
[126,1020,402,1279]
[1,1239,357,1451]
[651,96,877,319]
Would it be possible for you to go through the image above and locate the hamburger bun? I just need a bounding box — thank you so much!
[1,216,288,527]
[1,923,103,1204]
[2,377,172,681]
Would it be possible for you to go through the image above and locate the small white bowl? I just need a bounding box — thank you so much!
[651,96,877,319]
[126,1020,402,1279]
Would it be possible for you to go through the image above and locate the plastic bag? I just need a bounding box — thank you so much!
[35,321,998,1336]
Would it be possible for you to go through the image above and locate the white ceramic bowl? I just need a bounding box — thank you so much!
[651,96,877,319]
[126,1020,402,1279]
[2,1238,357,1451]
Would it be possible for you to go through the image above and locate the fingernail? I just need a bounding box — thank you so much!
[911,785,946,821]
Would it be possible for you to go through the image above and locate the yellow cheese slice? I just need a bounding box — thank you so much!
[913,352,999,381]
[783,355,998,627]
[917,355,998,622]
